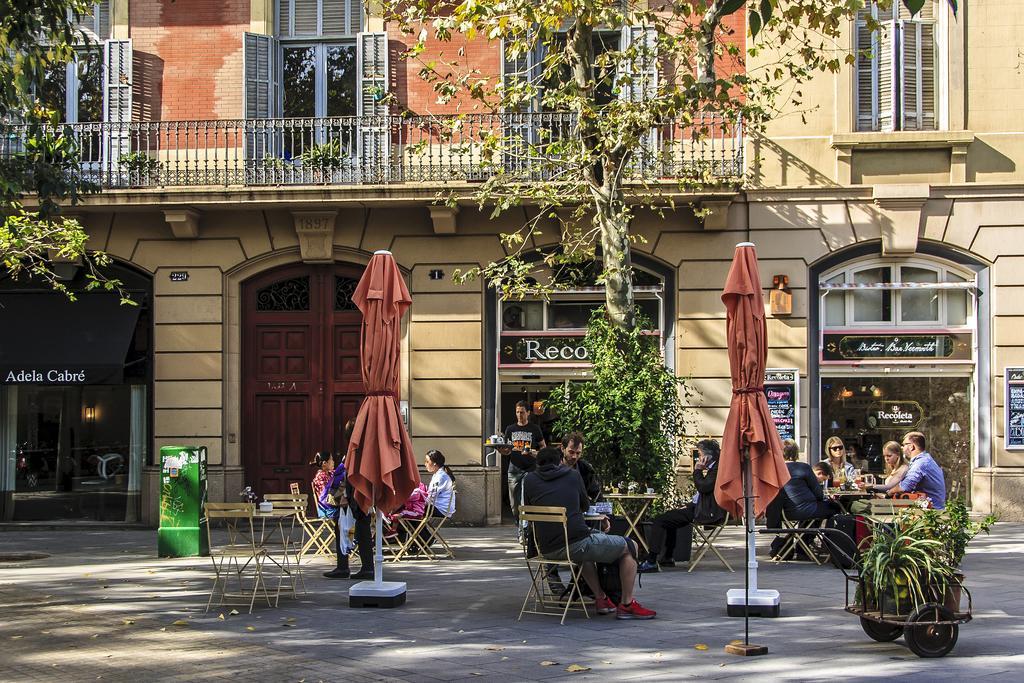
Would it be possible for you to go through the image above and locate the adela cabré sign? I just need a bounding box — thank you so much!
[823,332,972,362]
[3,368,90,384]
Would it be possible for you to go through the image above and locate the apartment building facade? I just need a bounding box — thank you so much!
[1,0,1021,524]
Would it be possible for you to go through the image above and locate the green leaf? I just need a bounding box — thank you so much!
[720,0,747,15]
[749,10,762,38]
[760,0,774,25]
[902,0,927,17]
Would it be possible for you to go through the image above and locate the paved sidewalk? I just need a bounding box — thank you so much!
[1,523,1021,682]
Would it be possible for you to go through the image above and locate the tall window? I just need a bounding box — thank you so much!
[33,2,111,123]
[277,0,362,118]
[855,0,939,132]
[820,258,973,329]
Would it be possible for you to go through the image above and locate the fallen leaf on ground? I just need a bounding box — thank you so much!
[282,623,295,628]
[245,626,256,632]
[694,644,708,651]
[284,617,296,622]
[485,646,504,651]
[470,674,482,677]
[171,620,189,627]
[566,664,590,673]
[539,661,558,667]
[229,609,239,616]
[90,634,100,639]
[218,614,225,621]
[601,660,612,665]
[11,635,22,640]
[122,619,135,625]
[501,656,509,661]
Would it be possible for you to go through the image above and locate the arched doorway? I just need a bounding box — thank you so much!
[241,263,364,495]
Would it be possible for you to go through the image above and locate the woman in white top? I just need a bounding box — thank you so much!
[824,435,857,485]
[425,449,456,517]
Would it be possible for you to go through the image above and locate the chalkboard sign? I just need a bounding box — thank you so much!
[1006,367,1024,450]
[764,368,799,443]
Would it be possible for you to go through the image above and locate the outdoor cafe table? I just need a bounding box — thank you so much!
[604,493,660,554]
[250,508,303,606]
[826,488,873,514]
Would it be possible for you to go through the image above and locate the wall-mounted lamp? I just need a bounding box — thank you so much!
[84,406,96,424]
[769,274,792,316]
[839,386,854,399]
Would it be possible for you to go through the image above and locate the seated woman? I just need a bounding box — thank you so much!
[425,449,457,517]
[850,441,908,514]
[638,439,727,573]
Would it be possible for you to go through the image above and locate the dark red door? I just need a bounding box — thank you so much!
[242,264,364,496]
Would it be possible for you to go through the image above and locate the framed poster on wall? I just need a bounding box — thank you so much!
[1006,367,1024,450]
[765,368,799,443]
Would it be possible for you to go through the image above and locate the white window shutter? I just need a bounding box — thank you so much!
[919,20,936,130]
[855,10,876,131]
[244,32,277,119]
[103,38,132,177]
[900,21,921,130]
[356,31,389,179]
[619,26,659,173]
[876,5,895,132]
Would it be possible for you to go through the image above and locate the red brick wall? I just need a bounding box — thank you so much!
[130,0,249,121]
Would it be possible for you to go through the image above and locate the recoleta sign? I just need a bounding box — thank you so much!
[500,335,589,365]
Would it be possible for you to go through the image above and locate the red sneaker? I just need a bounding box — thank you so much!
[593,596,616,615]
[616,600,656,620]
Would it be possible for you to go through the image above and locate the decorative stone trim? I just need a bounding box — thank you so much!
[699,199,732,230]
[291,210,338,263]
[162,208,201,239]
[428,205,459,234]
[831,131,975,185]
[872,184,930,256]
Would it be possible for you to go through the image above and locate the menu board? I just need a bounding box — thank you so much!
[1006,367,1024,450]
[764,368,799,442]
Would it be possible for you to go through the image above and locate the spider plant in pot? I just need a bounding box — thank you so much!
[921,498,996,611]
[859,511,954,617]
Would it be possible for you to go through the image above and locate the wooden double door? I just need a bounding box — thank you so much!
[242,263,365,496]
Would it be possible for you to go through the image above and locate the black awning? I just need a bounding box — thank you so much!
[0,292,142,385]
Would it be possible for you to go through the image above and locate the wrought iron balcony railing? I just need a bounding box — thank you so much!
[0,112,742,190]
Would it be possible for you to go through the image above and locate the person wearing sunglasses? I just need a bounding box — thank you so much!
[823,436,856,486]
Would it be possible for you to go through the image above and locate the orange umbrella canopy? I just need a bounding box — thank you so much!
[345,251,420,514]
[714,244,790,518]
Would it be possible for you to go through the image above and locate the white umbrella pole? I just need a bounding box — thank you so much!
[744,452,759,594]
[374,484,383,585]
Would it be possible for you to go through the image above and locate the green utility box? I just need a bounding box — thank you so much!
[158,445,209,557]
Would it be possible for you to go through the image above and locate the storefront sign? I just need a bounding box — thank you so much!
[1,368,107,385]
[868,400,924,429]
[500,334,588,365]
[764,368,799,442]
[1006,367,1024,450]
[822,332,972,362]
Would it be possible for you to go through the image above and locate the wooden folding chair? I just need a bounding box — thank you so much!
[517,505,590,625]
[203,502,271,614]
[772,511,824,565]
[286,486,337,559]
[688,512,735,572]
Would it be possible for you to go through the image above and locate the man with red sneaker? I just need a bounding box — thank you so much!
[521,447,656,620]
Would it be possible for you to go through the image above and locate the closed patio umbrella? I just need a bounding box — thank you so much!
[346,250,420,605]
[715,242,791,654]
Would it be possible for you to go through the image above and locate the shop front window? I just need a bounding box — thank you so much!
[852,266,892,322]
[820,376,971,503]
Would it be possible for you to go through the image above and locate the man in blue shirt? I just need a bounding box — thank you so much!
[891,431,947,509]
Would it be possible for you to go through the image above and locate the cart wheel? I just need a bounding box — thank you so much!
[860,617,903,642]
[904,604,958,658]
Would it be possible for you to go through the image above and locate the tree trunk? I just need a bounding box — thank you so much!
[698,1,725,88]
[598,197,636,330]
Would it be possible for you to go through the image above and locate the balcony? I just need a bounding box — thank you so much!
[1,112,742,192]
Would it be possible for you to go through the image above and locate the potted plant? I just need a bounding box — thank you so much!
[118,151,162,186]
[921,498,996,611]
[299,140,344,182]
[859,512,954,617]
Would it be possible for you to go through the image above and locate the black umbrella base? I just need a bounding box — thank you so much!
[726,603,780,618]
[349,580,407,608]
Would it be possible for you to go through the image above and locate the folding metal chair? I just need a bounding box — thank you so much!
[203,502,271,614]
[390,489,457,561]
[688,512,735,572]
[773,510,825,565]
[517,505,590,625]
[286,483,337,559]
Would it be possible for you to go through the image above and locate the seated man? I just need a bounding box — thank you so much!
[560,432,602,504]
[522,447,655,620]
[889,431,946,510]
[638,439,726,573]
[769,440,841,558]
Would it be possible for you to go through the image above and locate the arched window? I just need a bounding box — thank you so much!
[820,257,974,329]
